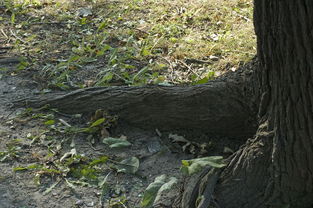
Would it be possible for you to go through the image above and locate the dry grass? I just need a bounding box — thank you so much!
[0,0,256,87]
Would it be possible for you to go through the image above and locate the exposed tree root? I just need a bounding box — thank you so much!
[15,70,257,139]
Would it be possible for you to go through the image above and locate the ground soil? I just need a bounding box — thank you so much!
[0,1,254,207]
[0,59,244,208]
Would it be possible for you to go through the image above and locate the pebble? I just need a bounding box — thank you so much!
[147,137,162,154]
[86,201,94,207]
[75,200,84,206]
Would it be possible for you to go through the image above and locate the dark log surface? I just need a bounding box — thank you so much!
[19,79,257,139]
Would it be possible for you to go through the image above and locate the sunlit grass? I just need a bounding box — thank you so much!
[1,0,256,87]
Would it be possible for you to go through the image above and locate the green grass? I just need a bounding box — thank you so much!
[1,0,256,88]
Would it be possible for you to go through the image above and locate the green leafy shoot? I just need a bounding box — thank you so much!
[89,156,109,167]
[90,118,106,128]
[13,164,43,172]
[44,119,55,125]
[68,155,109,181]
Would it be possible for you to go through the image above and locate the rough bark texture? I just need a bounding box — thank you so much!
[205,1,313,208]
[19,76,256,139]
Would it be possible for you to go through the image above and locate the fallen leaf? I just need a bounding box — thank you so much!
[115,157,139,174]
[141,175,177,208]
[169,133,190,143]
[102,137,131,148]
[180,156,226,176]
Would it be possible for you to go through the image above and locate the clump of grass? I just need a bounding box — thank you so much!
[2,0,255,87]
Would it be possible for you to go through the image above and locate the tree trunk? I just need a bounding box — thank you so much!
[18,74,256,139]
[187,1,313,208]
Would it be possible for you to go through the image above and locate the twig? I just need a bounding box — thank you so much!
[185,58,212,64]
[0,29,9,39]
[179,60,200,77]
[0,46,13,50]
[30,21,68,25]
[233,11,251,22]
[58,118,71,127]
[10,29,26,43]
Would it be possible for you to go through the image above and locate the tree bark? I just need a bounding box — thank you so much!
[186,1,313,208]
[19,75,257,139]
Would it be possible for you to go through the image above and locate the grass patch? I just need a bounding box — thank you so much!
[1,0,255,87]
